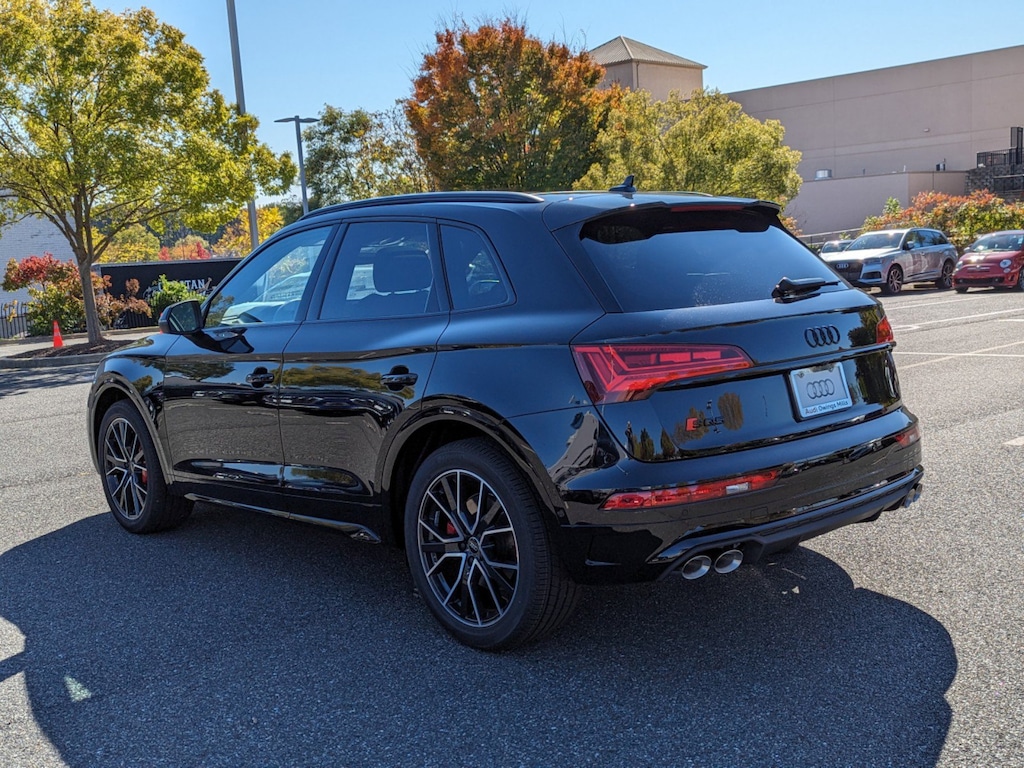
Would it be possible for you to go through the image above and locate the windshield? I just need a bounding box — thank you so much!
[969,233,1024,252]
[847,231,904,251]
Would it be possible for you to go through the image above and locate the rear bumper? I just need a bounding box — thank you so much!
[650,466,922,579]
[522,407,923,585]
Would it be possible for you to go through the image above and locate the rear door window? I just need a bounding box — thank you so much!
[575,207,839,311]
[318,221,442,320]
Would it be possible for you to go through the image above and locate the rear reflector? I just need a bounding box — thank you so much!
[572,343,753,403]
[602,470,780,510]
[876,316,894,344]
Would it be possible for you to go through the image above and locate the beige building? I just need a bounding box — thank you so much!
[589,39,1024,237]
[590,36,705,100]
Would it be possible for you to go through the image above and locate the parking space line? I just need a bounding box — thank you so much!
[883,297,981,310]
[1004,437,1024,447]
[889,308,1024,330]
[894,339,1024,369]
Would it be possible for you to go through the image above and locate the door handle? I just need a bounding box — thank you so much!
[246,368,276,387]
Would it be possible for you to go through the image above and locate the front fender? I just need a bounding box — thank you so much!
[87,354,172,480]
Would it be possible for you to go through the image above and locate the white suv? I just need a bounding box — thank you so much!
[820,228,958,295]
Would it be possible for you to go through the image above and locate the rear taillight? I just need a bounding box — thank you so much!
[572,344,753,404]
[876,316,894,344]
[896,423,921,449]
[602,470,780,510]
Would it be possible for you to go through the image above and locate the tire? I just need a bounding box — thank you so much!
[1015,269,1024,292]
[98,401,193,533]
[881,265,904,295]
[405,438,579,650]
[954,286,968,294]
[935,260,955,290]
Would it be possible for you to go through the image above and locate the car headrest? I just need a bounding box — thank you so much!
[373,247,432,293]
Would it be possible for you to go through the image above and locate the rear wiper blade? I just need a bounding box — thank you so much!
[772,276,840,301]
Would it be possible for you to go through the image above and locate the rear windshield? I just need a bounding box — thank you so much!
[577,207,839,311]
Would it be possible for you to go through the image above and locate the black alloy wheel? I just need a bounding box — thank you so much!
[405,438,578,650]
[99,401,193,533]
[936,260,955,290]
[1016,269,1024,291]
[882,265,904,295]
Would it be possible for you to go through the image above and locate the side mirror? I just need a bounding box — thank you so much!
[902,241,913,250]
[159,300,203,335]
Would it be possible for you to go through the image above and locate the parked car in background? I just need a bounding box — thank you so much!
[820,228,958,295]
[953,230,1024,292]
[819,239,854,254]
[87,188,923,650]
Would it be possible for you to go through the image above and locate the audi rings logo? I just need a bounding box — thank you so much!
[804,325,841,348]
[805,379,836,399]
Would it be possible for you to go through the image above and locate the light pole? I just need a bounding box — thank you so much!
[276,116,318,215]
[225,0,259,248]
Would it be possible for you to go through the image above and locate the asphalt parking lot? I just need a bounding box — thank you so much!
[0,286,1022,767]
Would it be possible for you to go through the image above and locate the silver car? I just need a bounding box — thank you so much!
[820,228,958,295]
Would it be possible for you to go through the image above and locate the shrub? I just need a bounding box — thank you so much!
[147,275,206,318]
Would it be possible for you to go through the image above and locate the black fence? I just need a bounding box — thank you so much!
[977,149,1023,167]
[1,302,30,340]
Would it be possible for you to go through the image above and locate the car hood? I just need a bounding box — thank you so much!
[821,247,896,263]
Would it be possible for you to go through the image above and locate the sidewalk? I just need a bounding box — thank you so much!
[0,329,155,369]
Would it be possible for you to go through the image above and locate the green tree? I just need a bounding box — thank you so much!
[213,205,285,257]
[304,105,430,205]
[95,223,161,263]
[404,16,610,191]
[0,0,295,343]
[577,89,803,206]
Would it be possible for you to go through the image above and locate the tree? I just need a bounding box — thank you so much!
[576,89,803,206]
[861,190,1024,251]
[304,105,430,205]
[404,17,610,191]
[0,0,295,343]
[95,223,161,263]
[213,206,285,257]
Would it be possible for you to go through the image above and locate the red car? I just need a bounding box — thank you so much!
[953,230,1024,292]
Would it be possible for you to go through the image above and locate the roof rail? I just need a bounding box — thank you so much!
[300,191,545,220]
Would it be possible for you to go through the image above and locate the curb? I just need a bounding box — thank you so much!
[0,353,107,370]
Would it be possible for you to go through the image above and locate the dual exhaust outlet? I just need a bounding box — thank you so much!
[678,548,744,580]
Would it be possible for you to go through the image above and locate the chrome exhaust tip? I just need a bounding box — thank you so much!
[714,548,744,574]
[903,483,923,508]
[680,555,712,580]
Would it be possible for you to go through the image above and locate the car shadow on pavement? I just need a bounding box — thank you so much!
[0,504,954,768]
[0,366,97,398]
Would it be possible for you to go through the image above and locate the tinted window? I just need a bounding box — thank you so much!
[577,208,838,311]
[440,225,510,310]
[206,226,331,326]
[320,221,439,320]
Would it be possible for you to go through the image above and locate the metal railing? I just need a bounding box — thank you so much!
[977,148,1023,167]
[0,302,29,340]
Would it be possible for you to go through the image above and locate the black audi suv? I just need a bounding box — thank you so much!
[87,188,923,649]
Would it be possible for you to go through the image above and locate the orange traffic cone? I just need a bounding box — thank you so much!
[52,320,63,348]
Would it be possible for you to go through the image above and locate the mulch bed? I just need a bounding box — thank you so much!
[8,339,133,359]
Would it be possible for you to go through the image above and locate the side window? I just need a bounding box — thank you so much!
[206,226,331,326]
[440,225,510,310]
[319,221,438,320]
[928,230,948,246]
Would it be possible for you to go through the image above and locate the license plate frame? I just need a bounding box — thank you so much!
[789,362,853,420]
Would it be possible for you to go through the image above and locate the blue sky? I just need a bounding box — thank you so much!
[98,0,1024,184]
